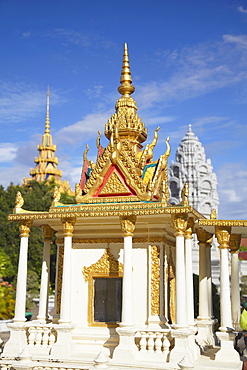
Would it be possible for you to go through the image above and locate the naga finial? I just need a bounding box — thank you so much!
[210,208,217,219]
[52,186,61,205]
[118,43,135,97]
[181,182,189,206]
[83,144,89,161]
[45,86,51,134]
[15,191,24,209]
[96,131,102,149]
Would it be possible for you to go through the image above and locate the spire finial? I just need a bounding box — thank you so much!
[188,124,192,132]
[45,86,50,134]
[118,43,135,96]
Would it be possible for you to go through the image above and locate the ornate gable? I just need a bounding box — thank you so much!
[75,44,170,205]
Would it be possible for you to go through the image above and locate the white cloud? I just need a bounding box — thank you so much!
[55,110,112,146]
[0,81,67,124]
[0,144,17,162]
[134,35,247,110]
[217,162,247,219]
[238,6,247,14]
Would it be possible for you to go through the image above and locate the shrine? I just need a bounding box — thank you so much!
[1,44,247,370]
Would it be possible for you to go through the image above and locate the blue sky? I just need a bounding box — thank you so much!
[1,0,247,219]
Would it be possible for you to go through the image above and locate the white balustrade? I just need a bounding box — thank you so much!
[135,330,171,354]
[26,325,57,347]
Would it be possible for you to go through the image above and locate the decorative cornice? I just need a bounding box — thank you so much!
[199,219,247,227]
[9,203,204,222]
[56,236,165,245]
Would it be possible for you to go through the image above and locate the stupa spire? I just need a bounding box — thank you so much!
[45,86,50,134]
[118,43,135,96]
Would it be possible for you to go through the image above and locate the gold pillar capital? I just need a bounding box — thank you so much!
[19,220,32,237]
[215,226,231,249]
[229,233,241,253]
[41,225,53,241]
[120,215,136,237]
[185,217,194,239]
[62,218,76,237]
[172,214,188,236]
[196,227,213,245]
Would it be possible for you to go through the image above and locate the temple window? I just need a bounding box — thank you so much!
[93,277,122,323]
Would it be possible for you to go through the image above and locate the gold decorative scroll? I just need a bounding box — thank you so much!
[82,248,123,282]
[215,226,231,249]
[56,245,64,315]
[151,245,160,316]
[166,247,175,324]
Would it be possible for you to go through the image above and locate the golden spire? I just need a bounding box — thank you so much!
[118,43,135,97]
[45,86,50,134]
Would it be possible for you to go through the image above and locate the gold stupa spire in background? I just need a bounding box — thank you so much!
[23,88,73,195]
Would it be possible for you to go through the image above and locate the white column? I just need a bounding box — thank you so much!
[216,227,233,331]
[185,219,194,326]
[215,228,241,364]
[230,234,241,330]
[59,219,75,324]
[196,228,212,320]
[120,216,136,327]
[37,225,53,323]
[172,215,187,328]
[206,243,213,318]
[13,221,32,322]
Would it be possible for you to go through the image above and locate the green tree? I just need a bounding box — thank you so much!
[0,180,74,291]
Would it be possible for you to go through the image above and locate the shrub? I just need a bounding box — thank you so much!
[0,281,15,319]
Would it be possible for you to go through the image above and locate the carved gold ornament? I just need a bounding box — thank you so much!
[166,247,175,324]
[120,215,136,236]
[19,220,32,237]
[41,225,53,241]
[82,248,123,282]
[215,226,231,249]
[210,208,217,219]
[229,233,241,253]
[56,245,64,315]
[151,245,160,316]
[62,218,75,237]
[185,217,194,239]
[15,191,24,209]
[100,171,129,195]
[196,227,213,245]
[172,214,188,236]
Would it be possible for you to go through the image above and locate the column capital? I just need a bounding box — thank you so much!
[62,218,76,237]
[41,225,53,241]
[215,226,231,249]
[120,215,136,237]
[19,220,32,237]
[172,214,187,237]
[229,233,241,253]
[196,227,212,245]
[185,217,194,239]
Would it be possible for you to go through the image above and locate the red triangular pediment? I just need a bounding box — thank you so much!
[94,165,136,197]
